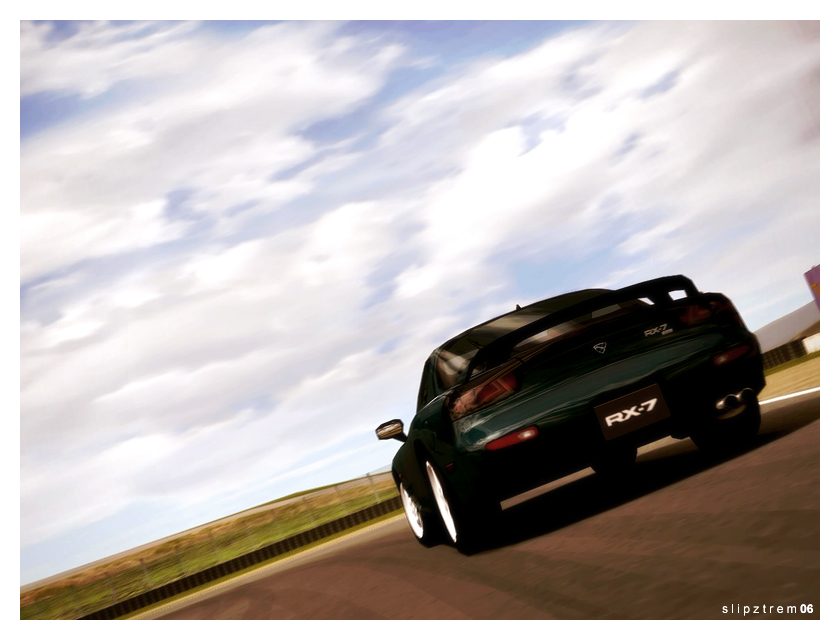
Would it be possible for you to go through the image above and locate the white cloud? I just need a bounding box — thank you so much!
[377,21,817,318]
[22,197,409,433]
[21,21,406,282]
[21,432,180,544]
[618,219,684,256]
[21,199,184,281]
[21,21,204,98]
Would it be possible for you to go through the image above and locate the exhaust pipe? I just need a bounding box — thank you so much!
[736,388,755,403]
[715,387,755,412]
[715,395,739,411]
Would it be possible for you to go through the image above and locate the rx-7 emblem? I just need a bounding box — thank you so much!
[644,323,674,337]
[605,398,658,427]
[593,342,607,354]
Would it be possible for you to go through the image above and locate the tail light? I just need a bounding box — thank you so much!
[708,297,746,327]
[679,296,745,328]
[713,344,752,366]
[485,425,539,451]
[449,370,519,421]
[679,304,712,326]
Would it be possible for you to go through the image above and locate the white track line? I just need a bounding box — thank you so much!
[759,387,820,405]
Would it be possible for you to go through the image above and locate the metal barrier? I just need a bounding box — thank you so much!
[80,496,402,620]
[762,339,808,370]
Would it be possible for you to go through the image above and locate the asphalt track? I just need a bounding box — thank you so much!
[152,392,819,620]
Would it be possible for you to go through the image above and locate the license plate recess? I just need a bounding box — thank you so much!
[594,384,671,440]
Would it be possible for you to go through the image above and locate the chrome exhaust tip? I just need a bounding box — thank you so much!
[714,387,755,416]
[715,394,740,411]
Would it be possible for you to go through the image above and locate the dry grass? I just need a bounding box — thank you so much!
[20,473,397,620]
[760,353,820,400]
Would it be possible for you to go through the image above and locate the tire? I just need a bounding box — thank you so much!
[592,444,637,480]
[691,396,761,453]
[424,460,500,553]
[399,481,441,547]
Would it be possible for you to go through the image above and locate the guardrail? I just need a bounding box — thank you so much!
[80,496,402,620]
[762,339,808,370]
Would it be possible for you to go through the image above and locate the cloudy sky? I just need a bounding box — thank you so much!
[20,20,819,584]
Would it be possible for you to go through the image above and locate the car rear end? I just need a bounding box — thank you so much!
[444,276,765,501]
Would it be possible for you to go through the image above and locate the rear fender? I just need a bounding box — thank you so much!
[396,395,456,507]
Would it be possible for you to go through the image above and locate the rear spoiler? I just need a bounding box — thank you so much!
[465,275,701,379]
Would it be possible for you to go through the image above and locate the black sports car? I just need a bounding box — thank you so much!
[375,275,765,550]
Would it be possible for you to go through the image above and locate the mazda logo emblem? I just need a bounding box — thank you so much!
[593,342,607,354]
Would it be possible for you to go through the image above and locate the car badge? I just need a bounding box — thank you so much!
[593,342,607,354]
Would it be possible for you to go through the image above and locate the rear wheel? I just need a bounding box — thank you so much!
[425,461,499,553]
[691,396,761,453]
[424,461,459,544]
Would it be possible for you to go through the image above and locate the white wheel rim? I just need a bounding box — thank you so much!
[425,461,458,543]
[399,483,425,539]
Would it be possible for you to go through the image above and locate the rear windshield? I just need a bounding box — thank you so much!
[435,301,640,390]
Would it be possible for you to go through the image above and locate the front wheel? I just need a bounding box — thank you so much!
[399,481,441,547]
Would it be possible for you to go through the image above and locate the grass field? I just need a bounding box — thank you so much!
[20,473,397,620]
[21,353,820,620]
[759,353,820,400]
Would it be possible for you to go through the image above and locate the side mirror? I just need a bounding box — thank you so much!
[375,419,406,442]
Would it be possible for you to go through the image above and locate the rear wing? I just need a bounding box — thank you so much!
[465,275,701,380]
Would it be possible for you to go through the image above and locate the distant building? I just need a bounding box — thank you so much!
[754,301,820,352]
[804,265,820,308]
[754,284,820,369]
